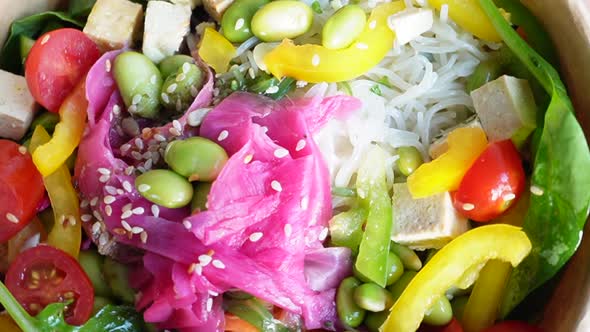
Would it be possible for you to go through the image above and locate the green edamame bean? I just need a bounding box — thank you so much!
[221,0,270,43]
[160,62,205,113]
[251,1,313,42]
[103,257,135,304]
[390,242,422,271]
[364,310,389,332]
[386,252,405,286]
[466,59,503,92]
[397,146,423,176]
[336,277,366,328]
[387,270,417,301]
[322,5,367,50]
[423,296,453,326]
[164,137,228,181]
[159,55,195,79]
[78,250,112,297]
[113,51,162,119]
[30,111,60,134]
[135,169,193,208]
[191,182,212,214]
[353,283,394,312]
[92,296,114,315]
[451,295,469,322]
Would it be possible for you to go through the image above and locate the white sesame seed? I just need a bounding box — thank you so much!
[123,181,133,193]
[530,185,544,196]
[92,222,102,234]
[190,85,199,97]
[105,59,112,72]
[208,290,219,296]
[244,154,253,164]
[103,195,116,204]
[198,255,212,266]
[121,220,132,231]
[120,144,131,154]
[311,54,320,67]
[173,120,182,132]
[80,199,89,208]
[462,203,475,211]
[296,80,308,88]
[105,186,118,195]
[41,34,50,45]
[150,75,157,85]
[167,84,178,94]
[218,130,229,141]
[67,216,76,226]
[122,203,132,212]
[187,108,211,127]
[355,42,369,50]
[154,134,166,142]
[176,73,186,82]
[151,205,160,217]
[248,68,255,79]
[369,20,377,30]
[265,86,279,94]
[81,214,92,222]
[140,231,148,243]
[125,166,135,175]
[132,207,144,215]
[274,148,289,158]
[301,196,309,210]
[182,62,191,74]
[99,233,109,246]
[169,127,181,136]
[296,139,306,151]
[105,205,113,216]
[318,227,329,241]
[121,210,133,219]
[284,224,292,237]
[142,151,152,159]
[235,18,245,30]
[194,264,203,275]
[117,189,125,195]
[128,105,137,114]
[99,175,110,183]
[6,213,19,224]
[161,93,170,104]
[135,138,144,149]
[113,105,121,115]
[18,146,27,154]
[130,151,142,160]
[212,259,225,269]
[98,168,111,175]
[249,232,264,242]
[93,210,103,221]
[131,226,144,234]
[138,184,151,194]
[271,180,282,192]
[183,220,192,230]
[503,193,516,201]
[90,197,99,206]
[206,298,213,312]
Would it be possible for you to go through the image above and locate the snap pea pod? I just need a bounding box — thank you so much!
[328,208,366,255]
[223,298,291,332]
[354,145,393,287]
[477,0,590,317]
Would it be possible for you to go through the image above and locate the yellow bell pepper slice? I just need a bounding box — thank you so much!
[30,126,81,258]
[198,27,236,74]
[32,81,88,177]
[408,127,487,198]
[381,224,532,332]
[429,0,501,42]
[264,1,405,83]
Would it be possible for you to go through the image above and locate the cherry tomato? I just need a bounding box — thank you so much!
[453,140,525,222]
[0,140,45,243]
[5,245,94,325]
[25,28,100,112]
[482,321,543,332]
[419,318,464,332]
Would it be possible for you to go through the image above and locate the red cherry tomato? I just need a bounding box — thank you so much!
[5,245,94,325]
[482,321,544,332]
[419,318,464,332]
[25,28,100,112]
[453,140,525,222]
[0,140,45,243]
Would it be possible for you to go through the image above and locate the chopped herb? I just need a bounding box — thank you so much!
[378,76,393,89]
[370,84,383,96]
[331,186,357,197]
[311,1,323,14]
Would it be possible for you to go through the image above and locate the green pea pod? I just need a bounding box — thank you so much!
[477,0,590,317]
[223,298,292,332]
[328,208,367,255]
[354,145,393,287]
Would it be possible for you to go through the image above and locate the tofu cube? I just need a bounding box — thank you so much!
[143,1,192,63]
[471,75,537,146]
[388,8,434,45]
[83,0,143,51]
[170,0,202,9]
[203,0,234,21]
[429,117,484,159]
[0,70,37,140]
[391,183,469,250]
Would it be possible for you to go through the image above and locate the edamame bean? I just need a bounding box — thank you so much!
[451,295,469,322]
[353,283,394,312]
[386,252,405,286]
[191,182,212,214]
[221,0,270,43]
[423,296,453,326]
[113,51,162,119]
[251,1,313,42]
[336,277,366,328]
[397,146,423,176]
[390,242,422,271]
[322,5,367,50]
[103,257,135,304]
[78,250,112,297]
[159,54,195,79]
[160,62,205,113]
[135,169,193,208]
[387,270,417,301]
[164,137,228,181]
[466,59,503,92]
[364,310,389,332]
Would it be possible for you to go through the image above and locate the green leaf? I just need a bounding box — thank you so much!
[68,0,97,18]
[0,11,83,74]
[477,0,590,317]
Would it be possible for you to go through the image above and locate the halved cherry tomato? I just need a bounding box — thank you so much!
[5,245,94,325]
[25,28,100,112]
[482,321,543,332]
[453,140,525,222]
[419,318,464,332]
[0,140,45,243]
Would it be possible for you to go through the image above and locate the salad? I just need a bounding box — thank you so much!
[0,0,588,331]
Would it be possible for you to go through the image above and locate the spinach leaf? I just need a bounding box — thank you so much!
[68,0,97,19]
[0,12,83,74]
[478,0,590,317]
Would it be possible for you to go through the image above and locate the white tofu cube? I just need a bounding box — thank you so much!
[143,1,192,63]
[391,183,469,250]
[83,0,143,51]
[0,70,37,140]
[203,0,234,21]
[170,0,202,9]
[388,8,434,45]
[429,117,484,159]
